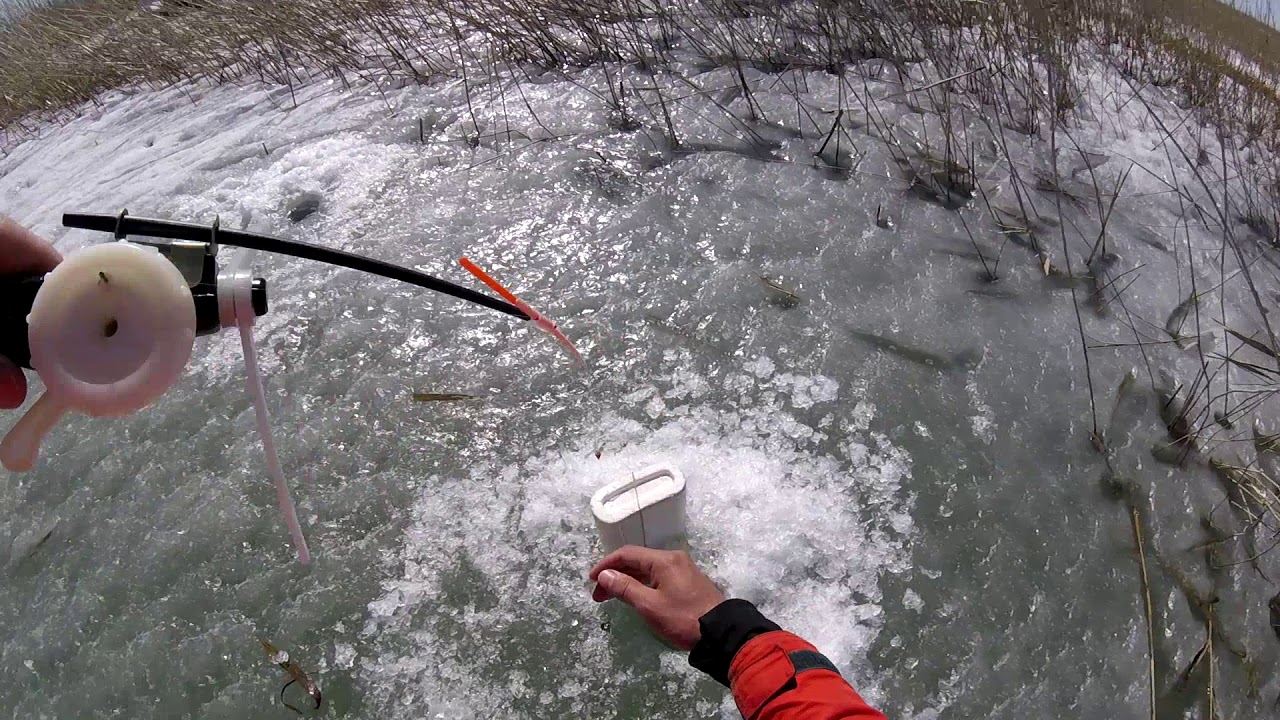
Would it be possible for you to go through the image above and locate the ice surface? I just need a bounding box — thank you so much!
[1,11,1279,719]
[359,364,910,718]
[334,642,357,670]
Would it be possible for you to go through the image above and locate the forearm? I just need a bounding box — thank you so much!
[689,599,887,720]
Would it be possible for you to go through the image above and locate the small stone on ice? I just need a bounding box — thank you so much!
[746,356,775,379]
[644,396,665,419]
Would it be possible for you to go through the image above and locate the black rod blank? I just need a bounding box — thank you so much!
[61,212,530,320]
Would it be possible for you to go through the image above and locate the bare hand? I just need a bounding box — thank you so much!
[589,546,726,650]
[0,217,61,409]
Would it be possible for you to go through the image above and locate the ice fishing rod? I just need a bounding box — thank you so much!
[0,210,531,370]
[0,209,582,564]
[62,211,531,320]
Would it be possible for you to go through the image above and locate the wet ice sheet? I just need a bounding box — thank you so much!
[360,365,912,719]
[1,20,1279,720]
[0,75,933,720]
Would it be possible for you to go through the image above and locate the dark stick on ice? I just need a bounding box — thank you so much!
[958,210,996,281]
[759,274,800,306]
[412,392,483,402]
[846,329,981,372]
[1046,67,1099,444]
[260,639,321,714]
[815,109,843,161]
[1130,506,1157,720]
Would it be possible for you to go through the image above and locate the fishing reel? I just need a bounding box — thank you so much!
[0,220,272,475]
[0,223,268,372]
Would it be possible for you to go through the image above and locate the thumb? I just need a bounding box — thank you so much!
[0,356,26,410]
[597,569,658,610]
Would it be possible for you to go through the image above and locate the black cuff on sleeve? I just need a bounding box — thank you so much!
[688,599,782,687]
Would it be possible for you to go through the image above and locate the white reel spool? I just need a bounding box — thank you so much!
[0,242,196,472]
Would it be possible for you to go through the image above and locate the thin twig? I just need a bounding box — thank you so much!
[1131,505,1157,720]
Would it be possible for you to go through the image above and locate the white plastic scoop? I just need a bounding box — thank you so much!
[1,242,196,472]
[591,463,688,554]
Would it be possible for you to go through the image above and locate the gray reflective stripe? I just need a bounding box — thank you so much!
[788,649,841,676]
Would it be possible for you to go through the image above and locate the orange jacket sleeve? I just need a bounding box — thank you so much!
[689,599,887,720]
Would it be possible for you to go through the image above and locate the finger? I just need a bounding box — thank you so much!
[0,216,62,275]
[589,545,666,584]
[0,355,27,409]
[596,569,659,610]
[591,582,609,603]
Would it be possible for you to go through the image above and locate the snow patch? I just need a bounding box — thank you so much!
[359,361,913,718]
